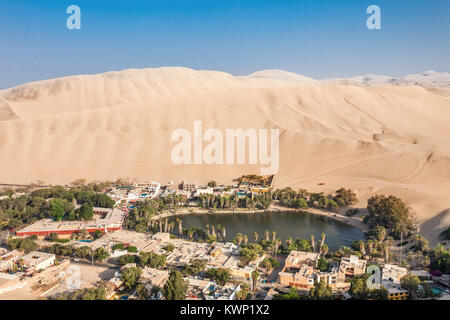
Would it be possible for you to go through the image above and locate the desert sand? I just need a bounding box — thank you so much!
[0,67,449,243]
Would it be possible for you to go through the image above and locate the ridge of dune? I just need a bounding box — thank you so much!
[324,70,450,97]
[246,69,319,84]
[0,67,449,243]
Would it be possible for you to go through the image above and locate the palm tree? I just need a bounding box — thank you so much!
[286,237,293,247]
[366,240,374,259]
[211,226,216,239]
[177,219,183,237]
[251,270,259,292]
[264,230,269,242]
[320,243,329,257]
[310,234,316,253]
[406,251,415,268]
[320,233,326,249]
[234,233,243,246]
[384,237,394,263]
[216,225,222,240]
[358,241,366,256]
[274,238,281,256]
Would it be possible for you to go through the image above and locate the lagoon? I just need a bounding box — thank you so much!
[170,211,365,251]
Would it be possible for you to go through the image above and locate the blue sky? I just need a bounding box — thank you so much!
[0,0,449,88]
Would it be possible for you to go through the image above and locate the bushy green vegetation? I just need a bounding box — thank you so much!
[261,257,280,271]
[429,244,450,274]
[364,195,413,239]
[52,287,107,300]
[400,274,420,294]
[117,251,166,269]
[239,243,264,266]
[349,276,388,300]
[273,287,306,300]
[121,266,142,289]
[163,270,189,300]
[273,187,358,212]
[181,259,206,276]
[199,193,272,210]
[124,195,186,233]
[204,268,230,285]
[317,258,329,271]
[7,237,38,253]
[280,238,312,254]
[42,243,109,262]
[235,283,252,300]
[308,280,333,300]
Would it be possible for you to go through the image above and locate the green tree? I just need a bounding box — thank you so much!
[181,259,206,276]
[317,258,329,272]
[207,181,217,188]
[49,198,66,221]
[235,283,251,300]
[94,247,109,262]
[121,266,142,290]
[309,280,333,300]
[349,277,370,300]
[136,283,148,300]
[365,195,413,238]
[79,203,94,221]
[163,270,189,300]
[205,268,230,286]
[369,287,388,300]
[75,246,91,259]
[401,274,420,296]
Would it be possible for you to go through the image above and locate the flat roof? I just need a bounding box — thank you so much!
[16,208,126,234]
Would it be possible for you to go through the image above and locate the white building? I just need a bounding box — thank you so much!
[382,264,408,288]
[20,251,55,271]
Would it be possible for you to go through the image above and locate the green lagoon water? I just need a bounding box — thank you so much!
[170,211,365,250]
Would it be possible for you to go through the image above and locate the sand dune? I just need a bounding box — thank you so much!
[0,67,449,242]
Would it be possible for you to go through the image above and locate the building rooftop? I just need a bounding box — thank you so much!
[20,251,55,268]
[16,208,126,235]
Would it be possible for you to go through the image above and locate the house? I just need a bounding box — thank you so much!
[338,255,367,281]
[138,267,169,290]
[193,187,214,197]
[278,251,320,289]
[382,264,408,288]
[202,281,241,300]
[387,287,409,300]
[279,265,316,290]
[20,251,55,271]
[0,250,22,272]
[181,181,199,192]
[250,187,270,199]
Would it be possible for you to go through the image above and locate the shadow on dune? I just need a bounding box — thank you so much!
[420,208,450,245]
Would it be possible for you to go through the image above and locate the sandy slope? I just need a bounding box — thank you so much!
[0,67,449,243]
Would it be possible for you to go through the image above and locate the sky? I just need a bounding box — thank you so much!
[0,0,449,88]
